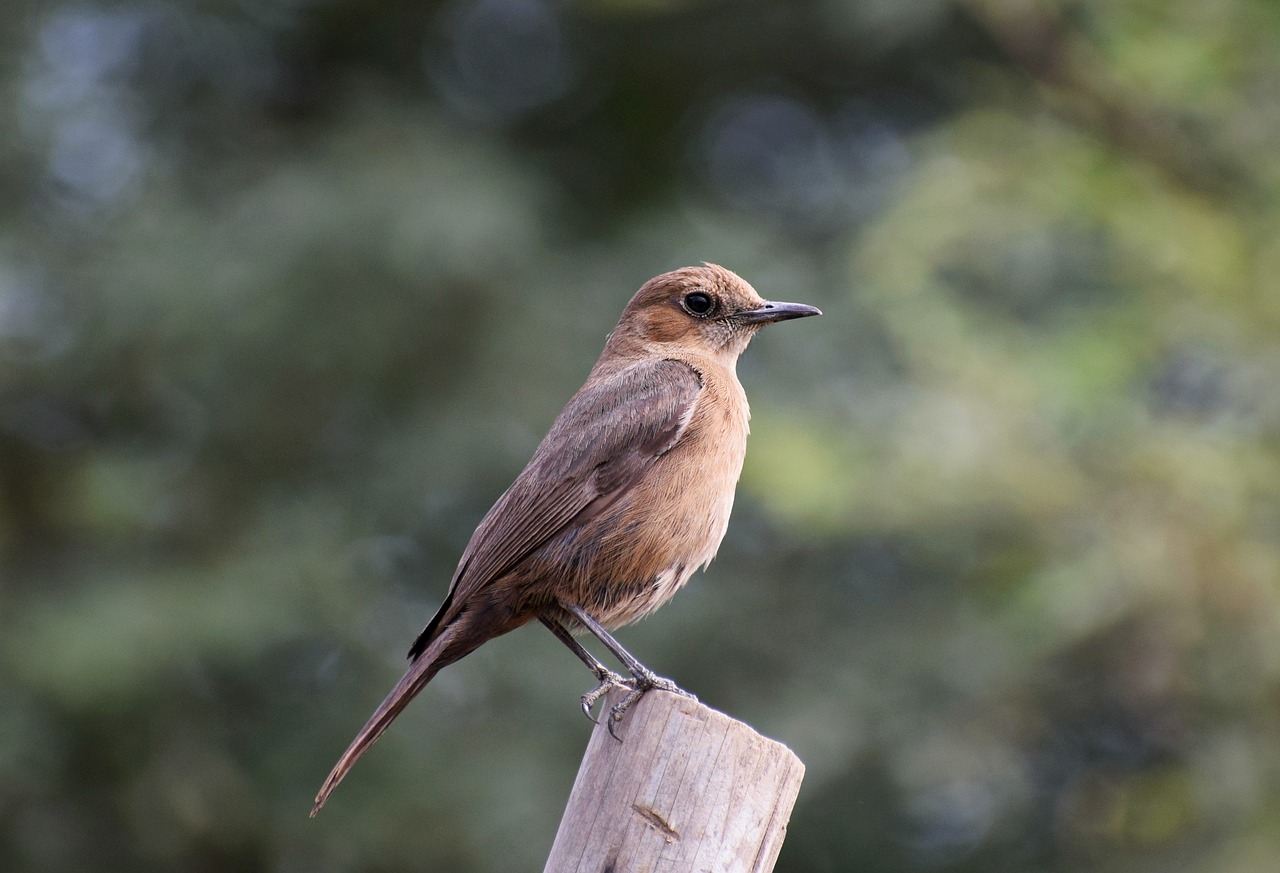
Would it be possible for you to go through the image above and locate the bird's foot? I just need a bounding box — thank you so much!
[605,669,696,740]
[580,669,631,723]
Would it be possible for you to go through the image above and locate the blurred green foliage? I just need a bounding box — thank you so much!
[2,0,1279,870]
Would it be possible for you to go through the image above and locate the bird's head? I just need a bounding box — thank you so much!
[608,264,821,361]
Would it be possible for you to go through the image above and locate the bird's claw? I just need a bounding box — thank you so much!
[639,673,696,700]
[580,670,631,723]
[601,671,696,741]
[606,688,642,740]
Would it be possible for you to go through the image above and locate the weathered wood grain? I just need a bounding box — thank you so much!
[544,690,805,873]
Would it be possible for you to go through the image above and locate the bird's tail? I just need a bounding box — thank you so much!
[311,628,455,816]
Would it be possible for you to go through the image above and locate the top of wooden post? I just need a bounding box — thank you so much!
[544,690,806,873]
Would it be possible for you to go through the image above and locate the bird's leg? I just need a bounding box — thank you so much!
[559,601,696,739]
[538,614,630,722]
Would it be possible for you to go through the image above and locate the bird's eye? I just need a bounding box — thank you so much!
[682,291,714,316]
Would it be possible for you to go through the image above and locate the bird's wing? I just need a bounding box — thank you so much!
[408,357,702,658]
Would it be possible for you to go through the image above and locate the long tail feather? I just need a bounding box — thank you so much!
[311,630,454,816]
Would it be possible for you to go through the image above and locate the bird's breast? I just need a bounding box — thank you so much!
[588,367,751,627]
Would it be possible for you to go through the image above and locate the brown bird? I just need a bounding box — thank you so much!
[312,264,819,814]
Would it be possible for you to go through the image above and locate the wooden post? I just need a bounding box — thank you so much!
[543,690,805,873]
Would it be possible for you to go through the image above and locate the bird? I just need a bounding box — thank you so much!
[312,264,820,815]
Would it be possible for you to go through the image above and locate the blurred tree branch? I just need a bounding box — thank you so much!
[963,0,1262,208]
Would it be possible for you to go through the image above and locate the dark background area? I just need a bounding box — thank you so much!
[2,0,1279,870]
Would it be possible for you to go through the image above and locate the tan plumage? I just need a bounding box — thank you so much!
[312,264,819,814]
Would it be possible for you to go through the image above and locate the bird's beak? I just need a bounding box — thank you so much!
[736,300,823,325]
